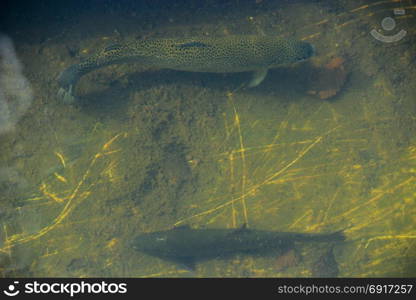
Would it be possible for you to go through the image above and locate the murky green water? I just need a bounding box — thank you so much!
[0,0,415,277]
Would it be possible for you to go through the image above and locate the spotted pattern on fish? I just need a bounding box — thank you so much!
[57,35,314,102]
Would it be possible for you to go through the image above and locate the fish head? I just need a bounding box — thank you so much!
[271,39,315,67]
[272,40,315,66]
[289,40,315,63]
[132,231,170,257]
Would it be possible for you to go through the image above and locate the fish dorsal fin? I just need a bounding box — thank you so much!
[173,224,191,230]
[177,41,210,49]
[104,44,122,52]
[229,223,249,236]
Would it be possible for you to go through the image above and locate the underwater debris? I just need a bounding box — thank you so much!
[0,35,33,134]
[306,57,348,100]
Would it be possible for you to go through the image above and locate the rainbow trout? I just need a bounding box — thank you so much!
[57,35,314,102]
[133,224,344,270]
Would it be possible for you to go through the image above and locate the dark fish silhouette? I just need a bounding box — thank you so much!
[133,224,344,270]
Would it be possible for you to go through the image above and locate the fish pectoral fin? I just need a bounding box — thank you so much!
[175,257,196,271]
[247,68,268,88]
[57,85,75,103]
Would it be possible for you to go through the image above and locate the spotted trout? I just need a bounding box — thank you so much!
[133,224,344,270]
[57,35,314,102]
